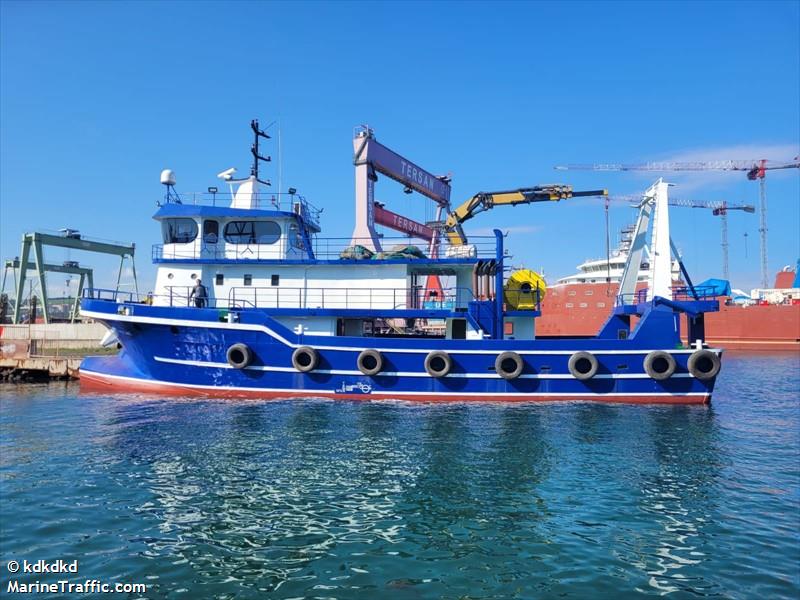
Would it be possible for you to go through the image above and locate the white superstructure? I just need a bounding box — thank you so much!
[554,225,680,286]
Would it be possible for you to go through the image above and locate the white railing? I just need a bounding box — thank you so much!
[153,236,499,262]
[227,286,473,310]
[82,287,472,312]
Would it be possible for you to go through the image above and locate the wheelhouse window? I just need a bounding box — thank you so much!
[223,221,281,245]
[162,218,198,244]
[203,220,219,244]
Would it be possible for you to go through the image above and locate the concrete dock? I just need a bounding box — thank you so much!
[0,322,110,381]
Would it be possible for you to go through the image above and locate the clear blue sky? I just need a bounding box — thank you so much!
[2,0,798,295]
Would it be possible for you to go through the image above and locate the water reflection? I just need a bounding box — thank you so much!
[99,398,729,597]
[638,407,724,595]
[5,382,793,599]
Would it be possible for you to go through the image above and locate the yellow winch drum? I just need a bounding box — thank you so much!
[503,269,547,310]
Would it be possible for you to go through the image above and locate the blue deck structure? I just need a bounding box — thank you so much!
[80,124,722,403]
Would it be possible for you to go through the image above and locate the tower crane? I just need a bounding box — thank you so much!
[608,195,755,280]
[555,158,800,287]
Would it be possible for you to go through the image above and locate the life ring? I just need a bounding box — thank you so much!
[643,351,676,380]
[226,343,252,369]
[424,351,452,378]
[495,351,524,380]
[357,349,383,376]
[687,349,721,380]
[568,351,599,380]
[292,346,318,373]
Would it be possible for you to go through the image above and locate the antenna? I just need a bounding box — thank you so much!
[160,169,180,203]
[250,119,271,186]
[277,119,282,208]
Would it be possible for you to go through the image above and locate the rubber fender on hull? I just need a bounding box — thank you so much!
[687,349,721,380]
[495,351,524,380]
[226,343,253,369]
[504,269,547,310]
[643,351,676,380]
[424,351,452,378]
[357,349,384,376]
[568,351,599,380]
[292,346,318,373]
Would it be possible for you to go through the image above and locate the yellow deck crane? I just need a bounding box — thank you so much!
[441,184,607,310]
[443,184,608,246]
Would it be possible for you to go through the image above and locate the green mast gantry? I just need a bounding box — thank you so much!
[9,232,137,324]
[2,258,95,324]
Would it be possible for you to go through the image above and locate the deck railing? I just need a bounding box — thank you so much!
[159,192,322,228]
[83,286,474,312]
[616,286,719,306]
[153,235,499,262]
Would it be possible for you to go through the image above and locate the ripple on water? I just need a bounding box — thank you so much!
[1,355,798,599]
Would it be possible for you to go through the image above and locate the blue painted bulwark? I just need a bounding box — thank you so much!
[79,285,722,403]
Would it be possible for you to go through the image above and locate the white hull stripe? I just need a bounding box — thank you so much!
[154,355,695,379]
[80,369,708,398]
[81,309,712,356]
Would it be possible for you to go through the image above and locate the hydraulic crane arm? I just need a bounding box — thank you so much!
[444,185,607,245]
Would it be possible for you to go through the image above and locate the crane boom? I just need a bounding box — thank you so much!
[444,185,607,245]
[555,159,800,172]
[607,194,755,213]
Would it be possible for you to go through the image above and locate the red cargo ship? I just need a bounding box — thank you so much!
[537,227,800,351]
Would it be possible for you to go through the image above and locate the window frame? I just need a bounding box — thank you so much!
[161,218,198,244]
[203,220,219,244]
[223,220,281,245]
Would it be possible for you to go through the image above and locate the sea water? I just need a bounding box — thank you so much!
[1,352,798,599]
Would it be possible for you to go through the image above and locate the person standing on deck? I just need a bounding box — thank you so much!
[190,279,208,308]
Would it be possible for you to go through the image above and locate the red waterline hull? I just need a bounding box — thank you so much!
[78,369,711,405]
[537,282,800,351]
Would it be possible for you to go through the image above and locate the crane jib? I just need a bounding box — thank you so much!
[568,189,609,199]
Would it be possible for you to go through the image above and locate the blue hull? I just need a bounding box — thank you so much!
[79,300,719,404]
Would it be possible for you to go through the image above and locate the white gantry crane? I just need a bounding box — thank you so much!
[608,195,755,281]
[556,158,800,287]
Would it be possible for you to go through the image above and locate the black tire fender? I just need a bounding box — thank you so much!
[292,346,318,373]
[226,343,252,369]
[495,351,524,380]
[643,350,677,380]
[357,349,383,376]
[568,351,599,380]
[687,349,721,380]
[424,351,452,378]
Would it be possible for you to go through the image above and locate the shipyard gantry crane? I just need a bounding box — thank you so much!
[609,195,755,280]
[556,158,800,287]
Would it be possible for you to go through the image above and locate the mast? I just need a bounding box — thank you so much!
[250,119,271,187]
